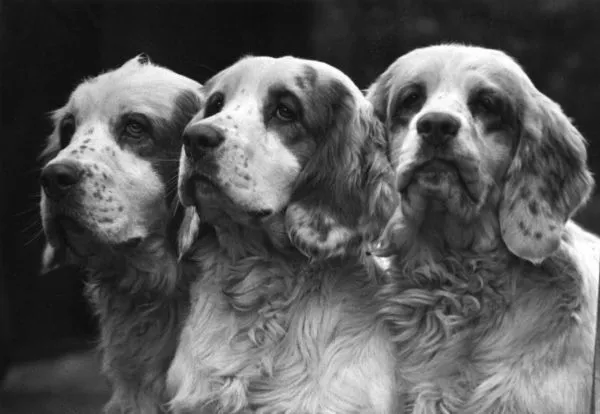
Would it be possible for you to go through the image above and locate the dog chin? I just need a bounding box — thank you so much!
[184,175,274,225]
[401,160,481,203]
[51,215,144,256]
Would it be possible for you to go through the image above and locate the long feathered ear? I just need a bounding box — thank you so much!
[499,90,594,264]
[365,69,393,124]
[41,243,66,274]
[285,79,398,260]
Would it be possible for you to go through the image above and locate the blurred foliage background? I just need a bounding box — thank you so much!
[1,0,599,373]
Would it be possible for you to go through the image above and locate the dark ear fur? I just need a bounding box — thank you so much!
[285,79,398,259]
[499,91,594,264]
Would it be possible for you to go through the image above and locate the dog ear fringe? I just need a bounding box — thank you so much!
[499,91,594,264]
[286,84,398,260]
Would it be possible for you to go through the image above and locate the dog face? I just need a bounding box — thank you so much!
[40,55,203,271]
[368,44,593,262]
[179,56,396,259]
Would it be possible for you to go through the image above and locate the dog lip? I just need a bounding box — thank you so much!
[400,158,479,204]
[248,209,273,219]
[115,237,143,250]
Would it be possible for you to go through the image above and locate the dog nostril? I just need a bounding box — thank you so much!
[416,119,433,135]
[40,162,82,199]
[182,124,225,159]
[416,112,461,147]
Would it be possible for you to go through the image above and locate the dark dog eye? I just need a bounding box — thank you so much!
[125,120,145,138]
[121,114,151,144]
[477,95,501,115]
[275,103,297,122]
[59,114,76,148]
[401,91,422,109]
[471,90,505,118]
[205,92,225,118]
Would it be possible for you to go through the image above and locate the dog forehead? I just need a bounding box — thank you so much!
[398,45,526,87]
[67,63,199,120]
[207,56,355,98]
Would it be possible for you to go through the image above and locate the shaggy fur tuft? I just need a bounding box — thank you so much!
[368,44,600,413]
[39,56,203,413]
[168,56,399,413]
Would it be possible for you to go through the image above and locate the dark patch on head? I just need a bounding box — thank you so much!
[85,129,94,136]
[70,150,77,155]
[303,65,318,90]
[98,217,114,224]
[102,172,108,180]
[303,78,353,140]
[262,83,303,128]
[118,206,124,212]
[295,75,306,90]
[528,200,539,215]
[92,164,99,171]
[86,171,94,178]
[107,196,113,202]
[534,231,543,239]
[549,224,556,231]
[92,190,103,200]
[83,138,91,143]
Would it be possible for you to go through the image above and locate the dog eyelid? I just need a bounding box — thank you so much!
[121,113,151,142]
[59,114,76,148]
[275,102,297,122]
[204,92,225,118]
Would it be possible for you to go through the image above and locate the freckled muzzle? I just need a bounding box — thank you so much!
[41,126,166,247]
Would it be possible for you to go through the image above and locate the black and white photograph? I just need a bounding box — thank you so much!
[1,0,600,413]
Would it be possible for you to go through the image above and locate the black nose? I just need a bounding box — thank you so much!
[182,123,225,159]
[416,112,461,147]
[40,161,82,199]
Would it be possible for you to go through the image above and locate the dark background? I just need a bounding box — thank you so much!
[1,0,599,401]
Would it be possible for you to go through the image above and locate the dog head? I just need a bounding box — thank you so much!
[40,55,203,272]
[179,56,397,259]
[368,44,593,262]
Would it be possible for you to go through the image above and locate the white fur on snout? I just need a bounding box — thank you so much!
[44,121,165,243]
[205,102,301,213]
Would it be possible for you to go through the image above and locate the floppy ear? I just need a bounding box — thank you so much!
[365,69,393,123]
[499,90,594,264]
[41,243,66,274]
[286,79,398,260]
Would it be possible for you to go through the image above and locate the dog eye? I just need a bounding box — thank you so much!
[59,114,76,148]
[401,91,422,109]
[275,103,297,122]
[471,91,504,117]
[121,114,151,144]
[477,95,501,115]
[205,92,225,118]
[125,121,145,138]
